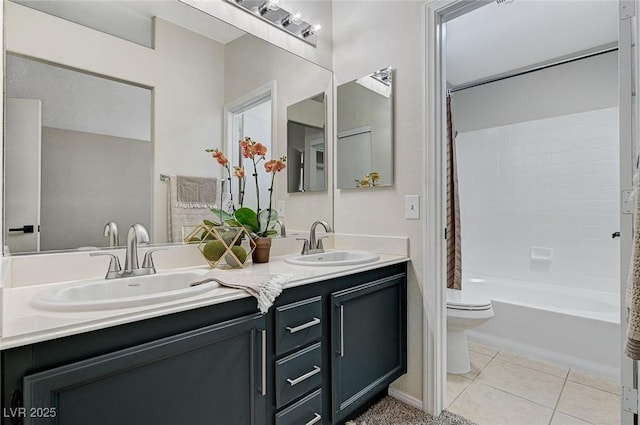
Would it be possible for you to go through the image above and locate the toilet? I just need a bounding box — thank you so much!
[446,288,494,374]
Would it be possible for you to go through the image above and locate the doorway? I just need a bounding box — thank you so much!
[425,1,633,423]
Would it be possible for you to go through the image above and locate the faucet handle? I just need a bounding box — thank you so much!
[316,235,331,251]
[296,238,310,255]
[141,248,166,272]
[90,252,122,279]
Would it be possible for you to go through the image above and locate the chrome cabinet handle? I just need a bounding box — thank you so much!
[286,317,320,334]
[340,305,345,357]
[305,413,322,425]
[261,329,267,396]
[286,366,321,386]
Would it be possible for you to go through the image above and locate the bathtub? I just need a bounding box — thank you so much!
[463,275,621,379]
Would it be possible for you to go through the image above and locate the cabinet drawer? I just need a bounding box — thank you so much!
[275,342,322,408]
[275,388,323,425]
[276,296,322,355]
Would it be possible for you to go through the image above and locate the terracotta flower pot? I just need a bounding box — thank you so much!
[251,237,272,264]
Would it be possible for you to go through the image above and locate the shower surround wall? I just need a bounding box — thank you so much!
[456,107,620,293]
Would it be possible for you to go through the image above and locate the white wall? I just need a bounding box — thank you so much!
[454,51,618,132]
[457,107,620,293]
[333,0,425,403]
[6,2,226,244]
[40,127,152,251]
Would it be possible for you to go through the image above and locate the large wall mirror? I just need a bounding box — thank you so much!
[4,0,333,255]
[336,67,393,189]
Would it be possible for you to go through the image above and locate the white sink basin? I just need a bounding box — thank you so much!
[284,250,379,267]
[32,269,217,311]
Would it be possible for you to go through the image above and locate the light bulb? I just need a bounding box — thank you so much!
[302,23,321,38]
[290,11,303,25]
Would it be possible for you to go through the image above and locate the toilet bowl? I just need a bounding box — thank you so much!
[446,288,494,374]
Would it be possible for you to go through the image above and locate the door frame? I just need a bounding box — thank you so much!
[424,0,634,419]
[619,3,636,424]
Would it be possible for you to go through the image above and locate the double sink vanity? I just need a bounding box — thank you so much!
[0,235,408,425]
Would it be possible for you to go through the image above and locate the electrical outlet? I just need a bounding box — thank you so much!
[277,200,285,218]
[405,195,420,220]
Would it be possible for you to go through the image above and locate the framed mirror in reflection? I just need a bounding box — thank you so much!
[287,92,327,193]
[4,0,333,255]
[336,67,393,189]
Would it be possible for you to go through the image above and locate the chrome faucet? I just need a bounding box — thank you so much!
[297,220,332,255]
[276,219,287,237]
[91,224,164,279]
[103,221,119,247]
[124,224,149,273]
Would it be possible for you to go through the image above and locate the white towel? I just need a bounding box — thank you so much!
[176,175,217,209]
[626,169,640,359]
[167,175,218,243]
[191,272,292,313]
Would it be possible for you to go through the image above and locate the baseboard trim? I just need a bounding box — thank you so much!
[388,387,424,410]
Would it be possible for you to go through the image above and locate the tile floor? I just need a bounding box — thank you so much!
[447,341,621,425]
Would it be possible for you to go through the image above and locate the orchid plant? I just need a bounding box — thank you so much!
[206,137,286,238]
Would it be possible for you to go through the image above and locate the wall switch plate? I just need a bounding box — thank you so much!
[277,200,285,218]
[405,195,420,220]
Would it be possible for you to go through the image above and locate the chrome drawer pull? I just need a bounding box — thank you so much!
[286,365,321,386]
[286,317,320,334]
[305,413,322,425]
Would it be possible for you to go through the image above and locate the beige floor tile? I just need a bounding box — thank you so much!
[567,370,620,395]
[468,340,499,357]
[557,381,621,425]
[475,359,565,407]
[550,412,594,425]
[447,374,472,407]
[496,351,569,378]
[448,382,553,425]
[459,350,493,379]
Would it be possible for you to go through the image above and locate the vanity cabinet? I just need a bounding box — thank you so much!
[330,275,407,423]
[1,263,407,425]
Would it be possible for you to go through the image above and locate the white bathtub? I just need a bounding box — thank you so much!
[463,275,621,379]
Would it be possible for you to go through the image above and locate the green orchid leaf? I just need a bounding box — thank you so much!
[258,209,278,233]
[225,219,243,228]
[203,219,217,227]
[234,207,260,233]
[264,229,278,237]
[210,208,234,224]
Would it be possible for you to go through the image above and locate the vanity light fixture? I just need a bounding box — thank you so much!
[227,0,320,47]
[302,24,321,38]
[258,0,280,16]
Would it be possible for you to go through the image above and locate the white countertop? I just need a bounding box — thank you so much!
[0,235,409,350]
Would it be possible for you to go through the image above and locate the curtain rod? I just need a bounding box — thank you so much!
[449,42,618,94]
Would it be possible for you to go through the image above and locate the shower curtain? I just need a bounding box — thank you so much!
[446,94,462,290]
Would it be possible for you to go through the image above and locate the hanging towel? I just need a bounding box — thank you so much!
[167,175,217,243]
[176,175,217,209]
[190,272,292,313]
[626,169,640,359]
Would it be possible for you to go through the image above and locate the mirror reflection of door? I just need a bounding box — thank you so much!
[5,98,42,254]
[228,93,272,212]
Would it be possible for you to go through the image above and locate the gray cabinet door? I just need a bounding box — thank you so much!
[330,274,407,423]
[22,313,267,425]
